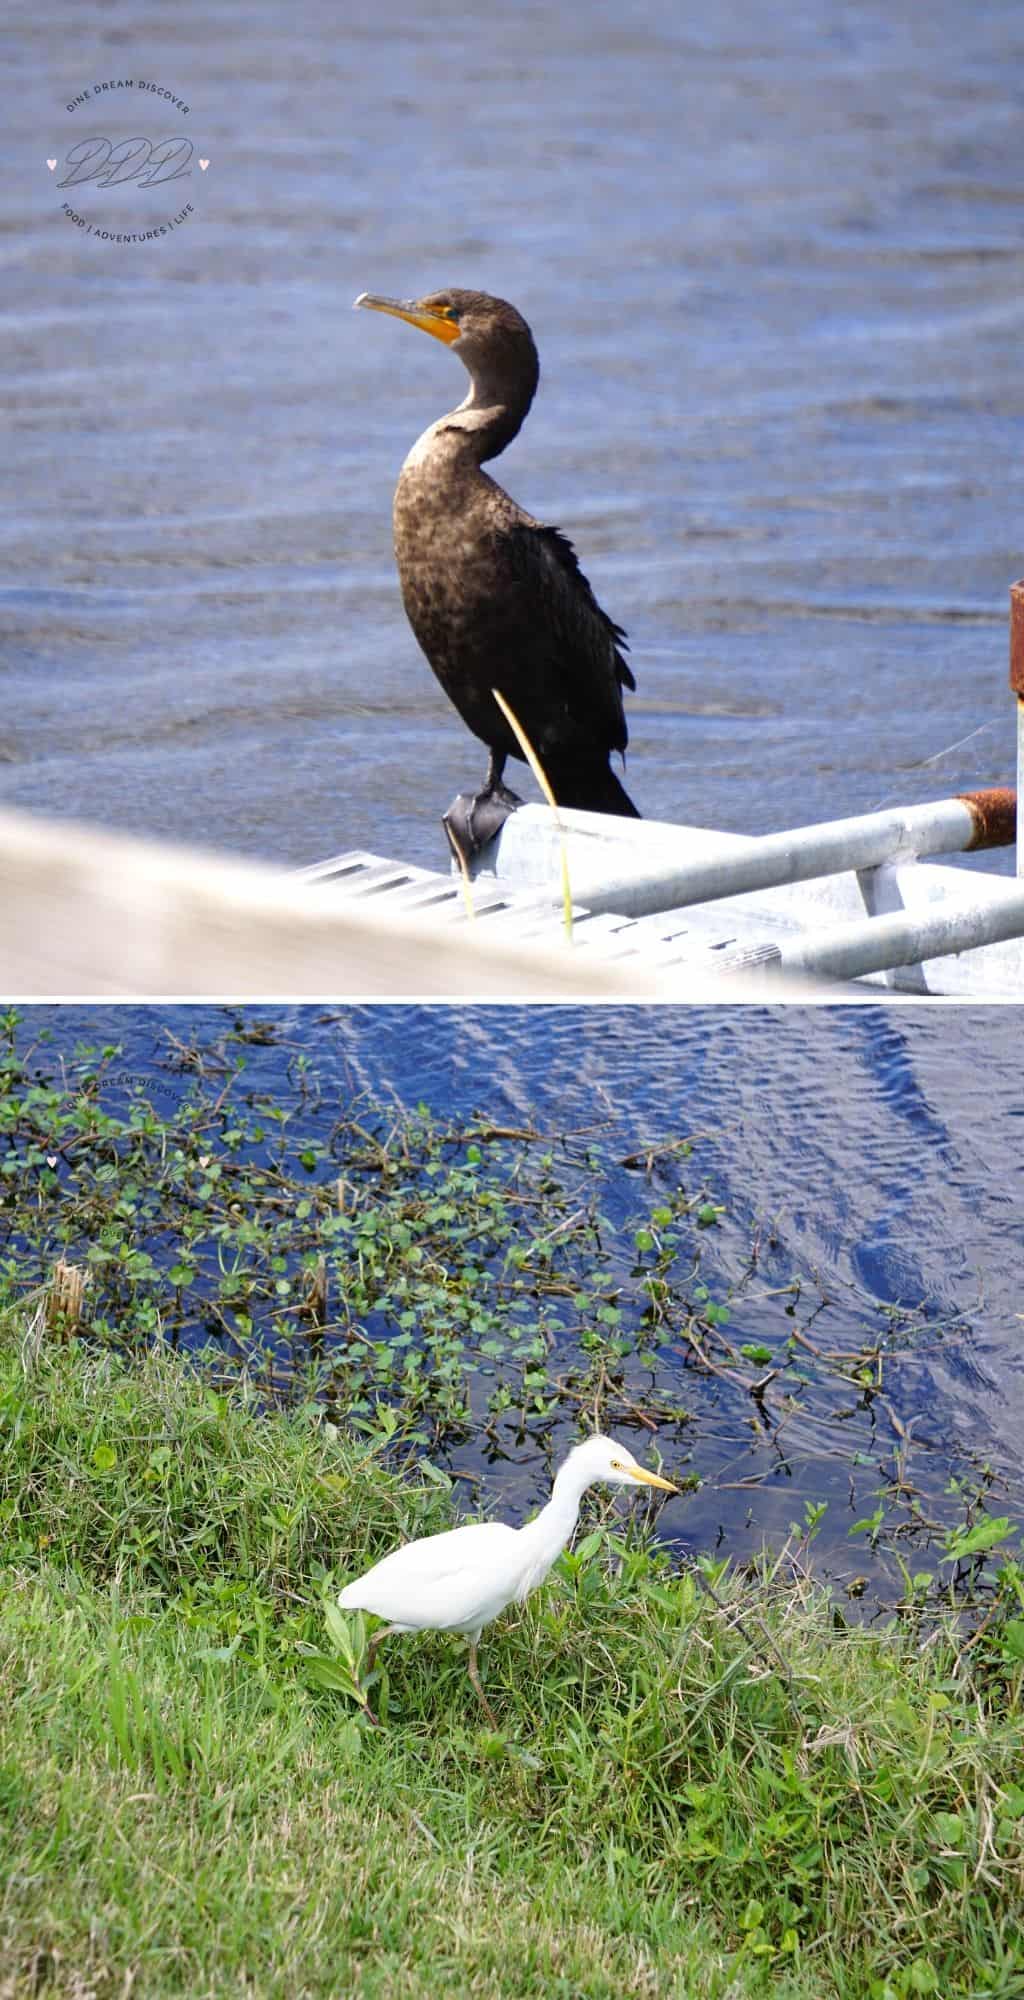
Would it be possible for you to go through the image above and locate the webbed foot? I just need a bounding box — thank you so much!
[443,780,524,867]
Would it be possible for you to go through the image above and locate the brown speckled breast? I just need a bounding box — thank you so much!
[393,438,632,767]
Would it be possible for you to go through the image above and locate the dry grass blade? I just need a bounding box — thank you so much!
[18,1295,47,1375]
[450,835,477,921]
[491,687,573,940]
[301,1256,328,1330]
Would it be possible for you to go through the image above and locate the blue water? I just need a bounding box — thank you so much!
[3,1,1023,870]
[19,1002,1024,1592]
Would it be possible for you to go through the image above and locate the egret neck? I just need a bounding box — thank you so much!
[511,1449,608,1602]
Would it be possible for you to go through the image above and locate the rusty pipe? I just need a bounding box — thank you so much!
[1012,581,1024,876]
[1010,579,1024,695]
[956,787,1016,849]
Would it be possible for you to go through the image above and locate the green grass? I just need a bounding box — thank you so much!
[1,1326,1023,1999]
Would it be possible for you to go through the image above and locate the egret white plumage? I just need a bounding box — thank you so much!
[337,1433,678,1723]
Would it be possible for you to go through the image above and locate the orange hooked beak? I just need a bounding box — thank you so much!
[354,292,462,346]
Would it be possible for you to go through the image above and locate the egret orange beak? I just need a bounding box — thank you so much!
[354,292,462,346]
[630,1465,679,1496]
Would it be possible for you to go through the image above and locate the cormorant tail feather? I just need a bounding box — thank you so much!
[545,761,640,819]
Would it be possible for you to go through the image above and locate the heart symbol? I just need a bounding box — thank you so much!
[198,1155,210,1169]
[47,159,57,172]
[199,159,209,171]
[46,1155,57,1168]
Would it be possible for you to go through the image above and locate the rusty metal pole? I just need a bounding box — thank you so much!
[1011,581,1024,877]
[557,793,1015,920]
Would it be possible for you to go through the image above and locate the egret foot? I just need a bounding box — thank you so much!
[443,780,523,867]
[467,1639,499,1729]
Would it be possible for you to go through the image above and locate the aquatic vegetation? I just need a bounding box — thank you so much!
[0,1013,720,1447]
[0,1010,1018,1611]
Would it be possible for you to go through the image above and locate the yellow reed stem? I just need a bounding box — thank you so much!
[491,689,573,941]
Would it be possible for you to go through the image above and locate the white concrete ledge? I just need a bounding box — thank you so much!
[0,806,737,999]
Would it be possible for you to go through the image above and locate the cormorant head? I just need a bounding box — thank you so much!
[355,287,540,422]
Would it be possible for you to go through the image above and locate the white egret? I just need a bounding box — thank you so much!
[337,1434,678,1723]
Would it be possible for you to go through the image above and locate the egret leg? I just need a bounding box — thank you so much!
[358,1623,400,1725]
[467,1639,499,1728]
[365,1623,399,1674]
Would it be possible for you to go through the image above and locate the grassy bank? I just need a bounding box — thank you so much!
[1,1326,1022,1999]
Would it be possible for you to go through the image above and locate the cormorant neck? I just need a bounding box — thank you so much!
[449,345,538,463]
[446,400,520,464]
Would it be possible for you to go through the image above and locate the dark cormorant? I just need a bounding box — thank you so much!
[355,288,640,859]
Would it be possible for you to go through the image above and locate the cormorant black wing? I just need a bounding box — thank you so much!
[506,519,636,757]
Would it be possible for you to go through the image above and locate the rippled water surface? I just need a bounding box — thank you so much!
[23,1004,1024,1590]
[5,2,1024,869]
